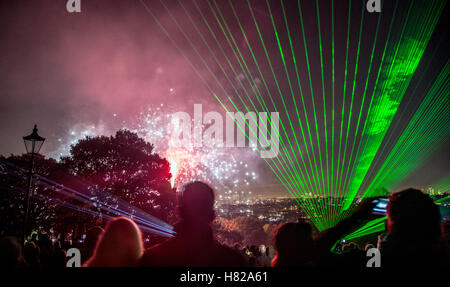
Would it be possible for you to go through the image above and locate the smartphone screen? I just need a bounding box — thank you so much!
[372,198,388,214]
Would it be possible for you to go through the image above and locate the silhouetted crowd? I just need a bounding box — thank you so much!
[1,182,448,268]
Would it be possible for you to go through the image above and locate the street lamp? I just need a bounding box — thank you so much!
[23,124,45,243]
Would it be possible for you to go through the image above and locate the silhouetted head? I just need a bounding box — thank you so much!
[177,181,215,225]
[272,222,315,267]
[0,236,22,267]
[84,217,143,267]
[84,226,104,252]
[387,188,441,242]
[23,241,40,267]
[31,232,38,242]
[38,233,52,251]
[248,245,259,257]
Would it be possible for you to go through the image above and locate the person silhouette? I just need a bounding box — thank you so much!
[81,226,104,265]
[379,188,448,267]
[140,181,246,267]
[84,217,143,267]
[0,236,23,267]
[271,222,316,267]
[23,241,41,267]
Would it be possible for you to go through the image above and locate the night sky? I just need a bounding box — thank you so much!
[0,0,448,198]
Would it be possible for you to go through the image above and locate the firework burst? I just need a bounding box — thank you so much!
[134,105,259,199]
[54,104,260,201]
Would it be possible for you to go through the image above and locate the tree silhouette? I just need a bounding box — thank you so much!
[0,154,65,237]
[61,129,176,224]
[0,129,176,239]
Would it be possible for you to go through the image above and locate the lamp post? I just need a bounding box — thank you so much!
[23,124,45,243]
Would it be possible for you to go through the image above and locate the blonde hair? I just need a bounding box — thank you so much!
[84,217,143,267]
